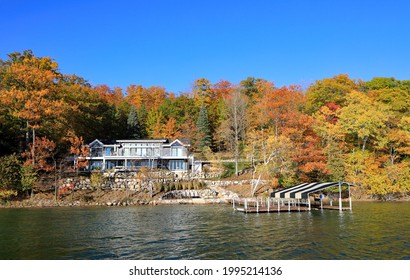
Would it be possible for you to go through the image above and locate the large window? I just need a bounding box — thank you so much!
[169,160,186,170]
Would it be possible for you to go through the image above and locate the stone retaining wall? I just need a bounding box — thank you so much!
[60,171,221,192]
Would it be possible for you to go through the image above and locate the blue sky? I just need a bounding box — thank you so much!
[1,0,410,93]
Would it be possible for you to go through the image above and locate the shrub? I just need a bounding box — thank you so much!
[0,189,18,201]
[20,164,37,193]
[0,154,22,191]
[90,171,106,191]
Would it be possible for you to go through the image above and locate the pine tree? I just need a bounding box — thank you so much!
[127,105,140,139]
[196,103,212,150]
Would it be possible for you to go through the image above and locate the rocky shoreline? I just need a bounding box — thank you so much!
[0,180,243,209]
[2,175,406,208]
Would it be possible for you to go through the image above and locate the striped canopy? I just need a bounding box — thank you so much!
[271,182,346,199]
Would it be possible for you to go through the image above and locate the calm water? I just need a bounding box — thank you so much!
[0,202,409,260]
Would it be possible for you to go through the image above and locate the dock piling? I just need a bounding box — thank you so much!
[256,199,259,213]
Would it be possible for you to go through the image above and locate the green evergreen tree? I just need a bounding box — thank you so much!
[137,104,148,138]
[127,105,140,139]
[196,103,212,150]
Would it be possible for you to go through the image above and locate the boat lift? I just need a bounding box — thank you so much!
[233,181,352,213]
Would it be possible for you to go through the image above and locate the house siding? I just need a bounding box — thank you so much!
[84,139,194,172]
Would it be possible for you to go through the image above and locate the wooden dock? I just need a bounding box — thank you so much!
[235,206,309,213]
[232,197,351,213]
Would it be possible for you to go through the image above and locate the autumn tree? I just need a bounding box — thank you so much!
[313,103,346,180]
[0,50,65,160]
[68,133,90,173]
[239,76,265,99]
[94,85,124,106]
[369,86,410,163]
[192,78,214,107]
[20,136,56,197]
[23,136,56,172]
[365,77,401,91]
[305,74,359,113]
[218,88,248,176]
[250,133,296,196]
[212,80,233,99]
[125,84,146,109]
[338,91,389,151]
[162,117,181,139]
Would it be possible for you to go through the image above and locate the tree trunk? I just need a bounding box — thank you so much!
[26,121,30,148]
[234,104,239,176]
[389,145,395,165]
[32,127,36,165]
[362,136,368,151]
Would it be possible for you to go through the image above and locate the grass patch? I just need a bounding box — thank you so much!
[221,162,252,178]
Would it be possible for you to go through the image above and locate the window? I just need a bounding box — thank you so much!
[91,161,103,170]
[169,160,186,170]
[171,147,181,157]
[91,147,103,157]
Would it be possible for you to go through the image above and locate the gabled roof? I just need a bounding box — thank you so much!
[178,138,191,146]
[164,138,191,147]
[170,139,183,146]
[89,139,104,147]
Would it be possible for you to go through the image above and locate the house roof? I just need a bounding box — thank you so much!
[176,138,191,146]
[89,138,191,146]
[89,139,117,145]
[116,139,167,143]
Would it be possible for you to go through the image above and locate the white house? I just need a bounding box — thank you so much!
[84,138,195,173]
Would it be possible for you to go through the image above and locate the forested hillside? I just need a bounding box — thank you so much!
[1,50,409,200]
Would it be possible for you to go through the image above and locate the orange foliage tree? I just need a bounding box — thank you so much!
[68,133,90,172]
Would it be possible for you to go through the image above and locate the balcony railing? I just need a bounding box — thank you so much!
[89,148,189,158]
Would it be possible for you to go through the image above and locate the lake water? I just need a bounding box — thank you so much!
[0,202,409,260]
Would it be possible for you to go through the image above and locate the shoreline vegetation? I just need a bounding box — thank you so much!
[1,177,409,209]
[2,191,408,210]
[1,50,410,204]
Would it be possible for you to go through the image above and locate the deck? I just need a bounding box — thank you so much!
[232,197,352,213]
